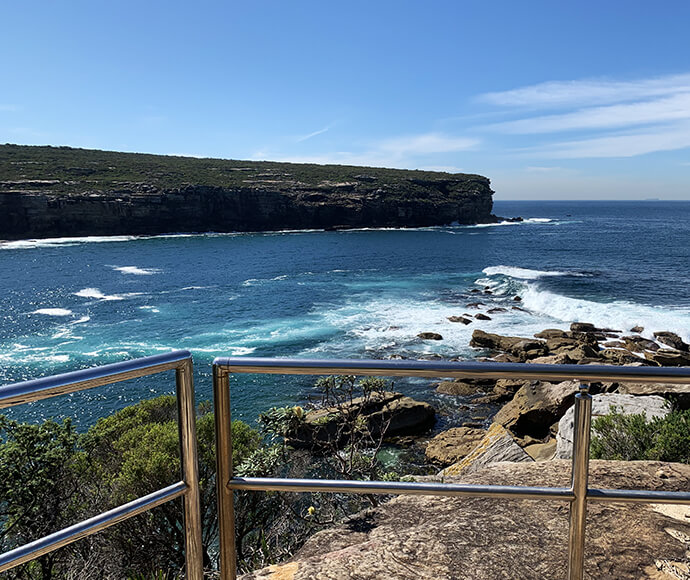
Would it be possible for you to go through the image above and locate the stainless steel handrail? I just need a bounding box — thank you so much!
[0,351,204,579]
[213,357,690,580]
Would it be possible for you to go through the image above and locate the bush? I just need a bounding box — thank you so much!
[0,397,264,579]
[590,407,690,464]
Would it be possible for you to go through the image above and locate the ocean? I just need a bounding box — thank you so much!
[1,200,689,428]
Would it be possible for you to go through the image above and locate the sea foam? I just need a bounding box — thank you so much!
[75,288,124,301]
[482,265,583,280]
[110,265,161,275]
[1,236,138,250]
[32,308,73,316]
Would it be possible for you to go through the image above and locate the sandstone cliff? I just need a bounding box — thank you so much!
[0,145,496,239]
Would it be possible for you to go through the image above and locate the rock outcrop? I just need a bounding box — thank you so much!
[425,426,486,465]
[287,391,436,449]
[242,460,690,579]
[0,145,497,239]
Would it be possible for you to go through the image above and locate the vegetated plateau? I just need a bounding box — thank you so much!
[0,144,497,239]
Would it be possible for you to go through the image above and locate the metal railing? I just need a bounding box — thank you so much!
[0,350,204,579]
[213,357,690,580]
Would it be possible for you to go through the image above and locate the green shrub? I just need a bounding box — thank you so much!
[590,407,690,464]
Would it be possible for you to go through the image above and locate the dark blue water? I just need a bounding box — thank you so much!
[1,201,688,426]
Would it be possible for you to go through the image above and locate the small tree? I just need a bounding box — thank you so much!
[0,416,81,579]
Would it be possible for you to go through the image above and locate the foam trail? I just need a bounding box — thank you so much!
[32,308,73,316]
[110,265,161,275]
[0,235,137,250]
[70,316,91,325]
[74,288,124,301]
[483,265,585,279]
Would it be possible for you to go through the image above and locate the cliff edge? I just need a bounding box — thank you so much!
[242,460,690,579]
[0,145,496,239]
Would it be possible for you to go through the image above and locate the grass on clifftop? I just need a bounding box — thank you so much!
[0,144,486,196]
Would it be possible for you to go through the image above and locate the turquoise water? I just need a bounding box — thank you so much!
[1,201,689,427]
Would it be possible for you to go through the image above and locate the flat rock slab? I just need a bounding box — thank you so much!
[441,422,532,476]
[425,426,486,465]
[241,460,690,580]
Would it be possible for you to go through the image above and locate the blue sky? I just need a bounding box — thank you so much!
[2,1,690,199]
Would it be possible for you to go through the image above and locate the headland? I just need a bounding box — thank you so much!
[0,144,497,240]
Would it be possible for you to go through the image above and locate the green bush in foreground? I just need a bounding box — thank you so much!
[590,407,690,464]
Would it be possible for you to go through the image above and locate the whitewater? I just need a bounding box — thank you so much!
[1,200,688,425]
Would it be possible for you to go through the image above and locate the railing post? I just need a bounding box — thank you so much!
[567,383,592,580]
[176,358,204,580]
[213,364,237,580]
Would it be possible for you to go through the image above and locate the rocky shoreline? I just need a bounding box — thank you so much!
[425,322,689,471]
[242,320,690,579]
[244,322,690,579]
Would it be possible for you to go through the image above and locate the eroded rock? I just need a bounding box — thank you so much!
[425,426,486,465]
[242,461,690,580]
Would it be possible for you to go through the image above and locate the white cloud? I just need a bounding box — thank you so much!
[479,73,690,109]
[475,72,690,159]
[490,92,690,134]
[530,121,690,159]
[295,125,331,143]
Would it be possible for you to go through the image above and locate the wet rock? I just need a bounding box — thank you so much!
[570,322,599,333]
[425,426,486,465]
[545,337,580,351]
[465,302,484,309]
[474,313,491,321]
[645,349,690,367]
[603,340,627,349]
[621,335,660,352]
[630,325,644,333]
[417,332,443,341]
[653,331,689,352]
[447,316,472,324]
[470,329,547,360]
[512,295,522,302]
[487,307,506,313]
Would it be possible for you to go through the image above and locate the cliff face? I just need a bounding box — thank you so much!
[0,145,495,239]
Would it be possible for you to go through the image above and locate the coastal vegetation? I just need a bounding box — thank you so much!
[0,144,486,195]
[1,321,689,578]
[590,408,690,463]
[0,377,430,579]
